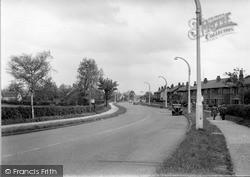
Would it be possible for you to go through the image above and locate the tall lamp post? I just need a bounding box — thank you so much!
[144,82,151,106]
[194,0,203,129]
[158,76,168,108]
[174,57,191,114]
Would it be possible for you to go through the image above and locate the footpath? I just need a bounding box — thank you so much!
[2,103,119,135]
[207,115,250,176]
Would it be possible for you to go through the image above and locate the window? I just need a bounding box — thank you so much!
[231,98,239,104]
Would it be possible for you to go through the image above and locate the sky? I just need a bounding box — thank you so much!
[1,0,250,95]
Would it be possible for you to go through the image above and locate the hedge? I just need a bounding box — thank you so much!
[225,105,250,120]
[2,104,106,125]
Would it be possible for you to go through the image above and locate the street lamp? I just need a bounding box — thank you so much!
[174,57,191,114]
[158,76,168,108]
[144,82,151,106]
[194,0,203,129]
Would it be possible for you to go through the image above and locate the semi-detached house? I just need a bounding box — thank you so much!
[155,73,250,106]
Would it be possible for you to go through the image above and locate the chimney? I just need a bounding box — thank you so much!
[186,82,189,90]
[182,82,184,86]
[178,82,181,87]
[204,78,208,83]
[216,76,221,82]
[194,81,197,86]
[239,69,244,81]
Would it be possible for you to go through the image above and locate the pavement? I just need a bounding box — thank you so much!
[2,102,119,132]
[207,115,250,176]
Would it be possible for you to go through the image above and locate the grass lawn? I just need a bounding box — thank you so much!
[157,110,234,176]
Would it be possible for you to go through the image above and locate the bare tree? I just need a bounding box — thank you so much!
[7,51,53,119]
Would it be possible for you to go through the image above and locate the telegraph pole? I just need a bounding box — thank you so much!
[194,0,203,129]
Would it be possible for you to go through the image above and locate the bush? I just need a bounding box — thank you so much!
[225,104,250,120]
[1,104,106,125]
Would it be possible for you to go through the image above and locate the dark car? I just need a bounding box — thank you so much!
[172,104,183,116]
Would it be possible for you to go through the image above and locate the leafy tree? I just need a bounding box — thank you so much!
[77,58,103,105]
[7,51,53,119]
[144,91,153,102]
[128,90,136,101]
[58,84,73,103]
[171,93,182,104]
[224,68,245,104]
[98,77,118,106]
[2,82,25,95]
[35,77,58,103]
[244,90,250,104]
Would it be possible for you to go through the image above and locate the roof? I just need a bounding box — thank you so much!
[169,85,180,93]
[154,87,167,94]
[2,91,20,97]
[190,78,230,90]
[176,85,187,92]
[245,75,250,85]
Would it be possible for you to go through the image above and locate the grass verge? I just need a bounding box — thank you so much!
[2,103,126,136]
[157,110,234,176]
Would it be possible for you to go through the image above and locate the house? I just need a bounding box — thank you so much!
[190,73,250,106]
[154,86,167,101]
[2,91,22,102]
[176,82,188,103]
[154,84,183,104]
[190,76,231,106]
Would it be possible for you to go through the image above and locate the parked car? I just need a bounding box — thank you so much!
[172,104,183,116]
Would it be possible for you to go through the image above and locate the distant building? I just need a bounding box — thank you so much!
[154,73,250,106]
[2,91,22,102]
[190,75,250,106]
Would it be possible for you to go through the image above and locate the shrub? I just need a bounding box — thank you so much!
[225,104,250,120]
[1,104,106,125]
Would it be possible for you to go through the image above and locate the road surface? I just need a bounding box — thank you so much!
[2,102,188,176]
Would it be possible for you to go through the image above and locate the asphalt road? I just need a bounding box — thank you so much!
[2,102,188,176]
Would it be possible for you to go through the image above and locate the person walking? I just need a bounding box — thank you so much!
[219,104,227,120]
[211,105,218,120]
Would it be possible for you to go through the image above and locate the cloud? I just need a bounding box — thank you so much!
[25,0,125,25]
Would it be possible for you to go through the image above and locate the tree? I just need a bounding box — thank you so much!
[171,93,182,104]
[225,67,245,83]
[127,90,136,101]
[144,91,153,102]
[2,82,25,95]
[244,90,250,104]
[98,77,118,106]
[77,58,103,105]
[224,68,245,104]
[7,51,53,119]
[35,77,58,104]
[58,84,73,103]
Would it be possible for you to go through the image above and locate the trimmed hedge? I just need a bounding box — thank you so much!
[2,104,106,125]
[225,105,250,120]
